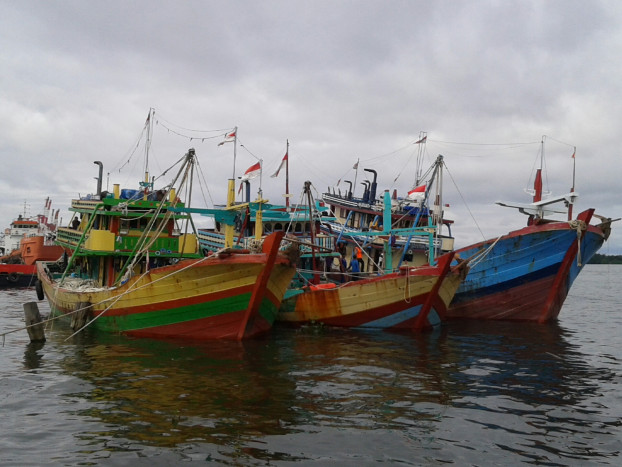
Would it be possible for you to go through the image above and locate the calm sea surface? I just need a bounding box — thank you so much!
[1,265,620,466]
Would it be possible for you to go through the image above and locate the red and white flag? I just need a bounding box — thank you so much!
[218,130,236,146]
[240,161,261,181]
[271,152,288,178]
[407,184,426,199]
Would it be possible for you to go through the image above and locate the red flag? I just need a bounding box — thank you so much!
[271,153,288,178]
[414,136,427,144]
[407,184,426,199]
[240,161,261,181]
[218,131,236,146]
[571,149,575,158]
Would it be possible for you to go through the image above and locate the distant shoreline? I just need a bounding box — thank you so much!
[589,254,622,264]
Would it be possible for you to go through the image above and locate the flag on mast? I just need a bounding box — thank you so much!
[240,161,261,181]
[407,184,426,199]
[238,161,261,194]
[271,152,288,178]
[218,130,237,146]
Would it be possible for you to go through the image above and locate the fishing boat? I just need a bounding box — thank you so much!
[447,141,615,322]
[277,248,466,331]
[0,198,66,288]
[277,155,470,331]
[35,114,296,339]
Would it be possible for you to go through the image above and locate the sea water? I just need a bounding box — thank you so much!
[0,265,620,465]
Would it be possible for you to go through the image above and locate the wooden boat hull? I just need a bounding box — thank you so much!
[277,252,466,331]
[448,209,607,322]
[37,233,296,340]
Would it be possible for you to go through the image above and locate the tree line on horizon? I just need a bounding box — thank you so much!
[589,254,622,264]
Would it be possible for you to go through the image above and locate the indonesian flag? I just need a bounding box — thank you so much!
[240,161,261,181]
[218,130,236,146]
[271,153,288,178]
[407,184,426,199]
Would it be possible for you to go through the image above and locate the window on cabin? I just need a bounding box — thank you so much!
[120,219,130,234]
[295,223,302,233]
[274,223,283,231]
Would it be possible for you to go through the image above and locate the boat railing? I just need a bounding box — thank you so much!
[71,198,103,210]
[321,220,446,249]
[57,227,83,246]
[58,225,195,257]
[197,229,334,254]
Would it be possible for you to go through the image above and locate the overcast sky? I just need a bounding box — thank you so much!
[2,0,621,253]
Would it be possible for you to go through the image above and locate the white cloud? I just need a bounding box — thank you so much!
[1,0,620,253]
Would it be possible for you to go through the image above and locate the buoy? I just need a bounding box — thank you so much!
[23,302,46,342]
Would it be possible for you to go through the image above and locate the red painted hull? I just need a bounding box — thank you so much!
[121,307,274,340]
[447,274,562,321]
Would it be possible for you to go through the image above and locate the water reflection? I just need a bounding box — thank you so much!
[443,320,605,407]
[30,315,617,463]
[46,330,299,448]
[23,341,45,370]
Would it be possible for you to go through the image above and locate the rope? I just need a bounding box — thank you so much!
[467,235,503,269]
[403,266,412,303]
[568,219,586,266]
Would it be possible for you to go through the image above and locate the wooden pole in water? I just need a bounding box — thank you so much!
[23,302,46,342]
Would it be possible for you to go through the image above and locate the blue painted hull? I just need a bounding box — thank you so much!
[448,215,606,322]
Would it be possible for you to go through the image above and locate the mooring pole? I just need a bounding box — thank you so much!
[23,302,46,342]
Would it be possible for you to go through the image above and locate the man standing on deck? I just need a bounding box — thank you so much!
[355,245,363,271]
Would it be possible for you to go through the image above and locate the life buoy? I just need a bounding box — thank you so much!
[309,283,337,291]
[35,279,44,300]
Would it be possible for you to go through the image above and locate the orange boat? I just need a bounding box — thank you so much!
[0,199,66,288]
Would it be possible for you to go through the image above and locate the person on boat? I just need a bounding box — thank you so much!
[340,254,348,283]
[348,257,360,280]
[355,245,363,270]
[71,216,80,230]
[328,256,341,282]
